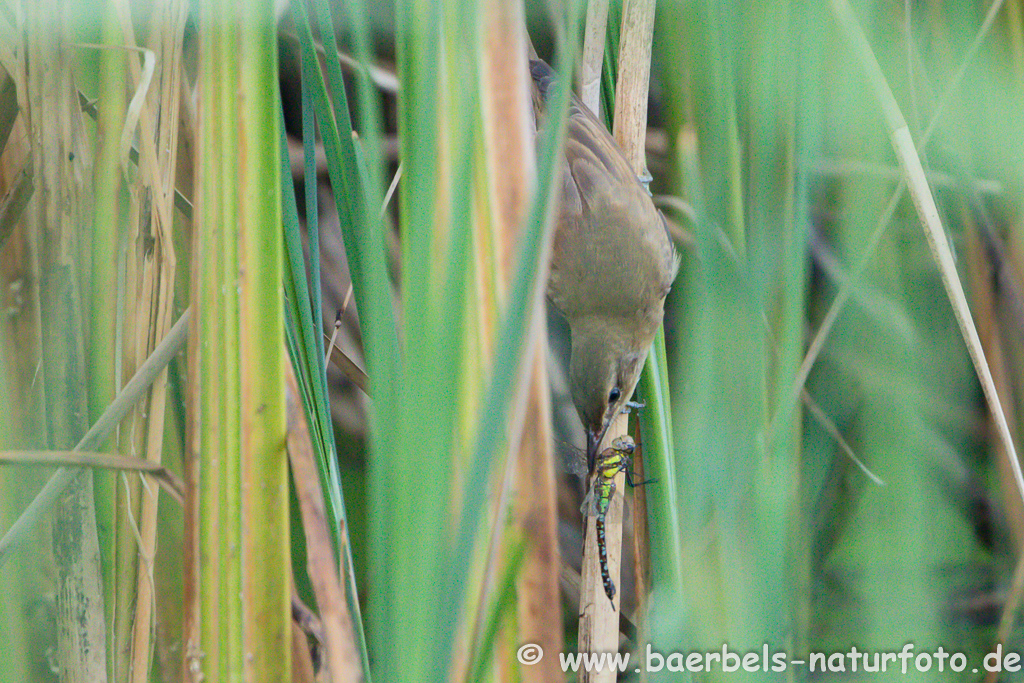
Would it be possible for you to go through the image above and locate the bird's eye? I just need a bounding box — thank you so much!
[608,387,621,403]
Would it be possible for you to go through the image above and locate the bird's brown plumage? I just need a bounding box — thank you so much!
[531,59,678,470]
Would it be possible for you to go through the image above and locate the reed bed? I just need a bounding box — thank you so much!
[1,0,1024,681]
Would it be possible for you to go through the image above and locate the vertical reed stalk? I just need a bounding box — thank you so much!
[480,2,563,680]
[23,2,108,680]
[577,2,656,680]
[88,11,125,674]
[191,0,288,675]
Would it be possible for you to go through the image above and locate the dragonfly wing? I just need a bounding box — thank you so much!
[559,442,589,477]
[579,481,625,517]
[580,487,597,517]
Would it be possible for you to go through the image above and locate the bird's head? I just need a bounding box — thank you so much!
[568,319,649,472]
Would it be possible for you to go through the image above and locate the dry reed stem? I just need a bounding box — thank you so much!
[0,450,184,502]
[128,2,188,679]
[964,205,1024,683]
[477,1,564,680]
[628,420,651,683]
[580,0,609,116]
[286,365,362,683]
[577,1,656,680]
[23,1,107,678]
[964,209,1024,548]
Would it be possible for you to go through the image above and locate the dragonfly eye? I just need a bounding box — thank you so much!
[608,387,621,403]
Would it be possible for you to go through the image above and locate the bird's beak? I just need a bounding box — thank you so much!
[586,429,599,474]
[586,420,613,474]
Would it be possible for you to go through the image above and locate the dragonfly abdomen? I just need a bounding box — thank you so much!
[589,436,635,605]
[595,503,616,601]
[595,474,619,603]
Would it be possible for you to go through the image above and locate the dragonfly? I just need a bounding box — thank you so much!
[564,435,640,604]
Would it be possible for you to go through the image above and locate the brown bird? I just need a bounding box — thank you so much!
[531,59,679,471]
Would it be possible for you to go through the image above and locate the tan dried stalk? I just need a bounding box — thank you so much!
[577,1,656,681]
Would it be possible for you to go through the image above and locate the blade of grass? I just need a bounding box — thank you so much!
[301,42,324,369]
[281,94,342,560]
[444,23,578,657]
[292,0,392,676]
[279,104,372,679]
[0,451,185,502]
[237,3,290,677]
[193,9,230,676]
[466,538,528,683]
[86,10,126,674]
[600,1,620,130]
[291,1,400,412]
[636,333,683,592]
[279,95,372,683]
[384,0,482,675]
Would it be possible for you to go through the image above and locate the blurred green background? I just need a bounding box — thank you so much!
[3,0,1024,681]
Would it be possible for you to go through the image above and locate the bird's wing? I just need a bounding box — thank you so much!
[531,57,635,191]
[655,211,681,297]
[533,58,679,317]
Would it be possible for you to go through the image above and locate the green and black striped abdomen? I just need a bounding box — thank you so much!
[595,477,617,601]
[592,436,634,604]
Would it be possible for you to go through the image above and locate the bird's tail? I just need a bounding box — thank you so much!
[529,59,556,100]
[529,59,557,118]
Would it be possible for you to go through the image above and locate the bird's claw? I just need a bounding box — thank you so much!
[637,168,654,195]
[621,401,646,415]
